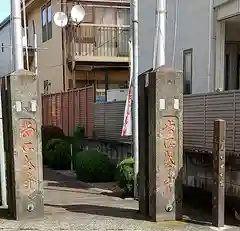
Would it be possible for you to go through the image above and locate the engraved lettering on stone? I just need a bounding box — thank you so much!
[220,138,225,151]
[164,138,176,149]
[20,121,35,138]
[214,136,219,152]
[162,120,175,137]
[23,154,36,190]
[164,150,176,168]
[22,142,35,153]
[19,119,37,195]
[162,119,177,193]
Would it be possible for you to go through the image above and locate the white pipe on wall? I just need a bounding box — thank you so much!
[153,0,160,69]
[215,21,225,91]
[207,0,215,92]
[0,95,7,207]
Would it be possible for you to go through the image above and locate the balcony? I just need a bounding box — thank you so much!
[67,24,130,66]
[213,0,230,7]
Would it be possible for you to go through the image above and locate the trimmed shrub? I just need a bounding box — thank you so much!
[115,157,135,195]
[64,136,82,170]
[46,138,71,170]
[75,150,115,182]
[73,124,85,138]
[41,125,65,165]
[41,125,65,145]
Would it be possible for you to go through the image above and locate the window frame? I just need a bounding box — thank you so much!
[237,54,240,90]
[44,80,50,94]
[183,49,193,95]
[41,1,52,43]
[225,54,230,91]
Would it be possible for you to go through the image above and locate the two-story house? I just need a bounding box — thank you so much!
[4,0,130,94]
[139,0,240,94]
[0,16,13,78]
[0,15,35,77]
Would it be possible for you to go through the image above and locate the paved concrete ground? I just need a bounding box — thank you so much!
[0,168,239,230]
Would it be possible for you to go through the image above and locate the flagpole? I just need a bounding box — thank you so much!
[121,41,133,138]
[132,0,139,199]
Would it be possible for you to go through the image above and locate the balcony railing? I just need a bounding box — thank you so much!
[213,0,229,7]
[67,24,130,63]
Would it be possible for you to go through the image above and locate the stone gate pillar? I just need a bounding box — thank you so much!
[6,69,44,220]
[147,66,183,221]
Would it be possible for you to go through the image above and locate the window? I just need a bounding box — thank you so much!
[82,6,94,23]
[225,54,230,90]
[183,49,193,94]
[68,79,73,89]
[44,80,51,94]
[41,2,52,42]
[237,54,240,89]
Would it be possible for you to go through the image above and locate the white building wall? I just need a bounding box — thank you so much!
[138,0,156,74]
[0,18,13,77]
[139,0,213,93]
[214,0,230,7]
[166,0,212,93]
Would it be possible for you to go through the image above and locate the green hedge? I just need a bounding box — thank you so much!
[64,136,82,170]
[41,125,65,165]
[75,150,115,182]
[115,157,135,195]
[46,138,71,170]
[41,125,65,145]
[73,124,85,138]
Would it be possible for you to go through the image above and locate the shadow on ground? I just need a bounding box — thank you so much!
[43,168,240,226]
[44,167,89,190]
[44,203,146,221]
[44,200,240,227]
[182,186,240,227]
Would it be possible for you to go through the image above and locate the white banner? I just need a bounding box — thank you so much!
[121,40,133,136]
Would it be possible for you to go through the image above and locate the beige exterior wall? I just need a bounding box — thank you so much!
[25,0,130,94]
[26,0,64,94]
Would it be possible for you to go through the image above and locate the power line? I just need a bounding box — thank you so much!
[34,29,129,70]
[73,27,129,57]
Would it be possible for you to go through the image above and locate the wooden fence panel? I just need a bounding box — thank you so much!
[42,86,94,137]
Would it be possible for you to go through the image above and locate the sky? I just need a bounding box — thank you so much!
[0,0,10,23]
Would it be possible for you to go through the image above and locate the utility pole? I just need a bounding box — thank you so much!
[0,0,24,210]
[11,0,24,70]
[154,0,166,68]
[132,0,139,199]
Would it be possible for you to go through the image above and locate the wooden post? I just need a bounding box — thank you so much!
[212,119,226,228]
